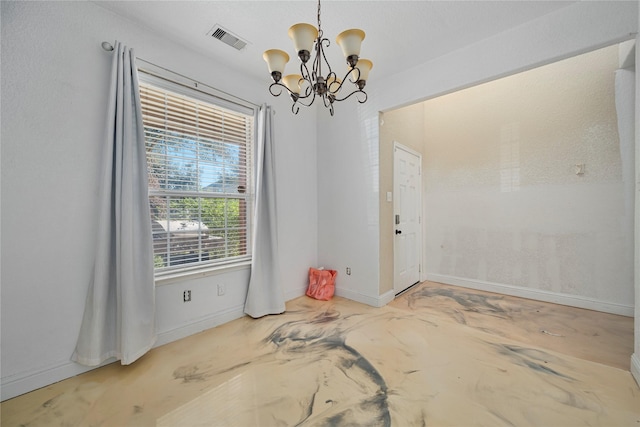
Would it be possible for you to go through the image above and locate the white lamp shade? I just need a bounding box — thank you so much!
[288,23,318,53]
[282,74,302,94]
[351,58,373,82]
[263,49,290,74]
[336,29,366,58]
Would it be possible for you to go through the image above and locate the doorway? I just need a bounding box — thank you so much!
[393,142,422,295]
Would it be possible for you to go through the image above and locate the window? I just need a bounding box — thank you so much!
[138,73,255,275]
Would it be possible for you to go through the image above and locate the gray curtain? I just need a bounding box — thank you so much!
[72,42,156,366]
[244,105,285,318]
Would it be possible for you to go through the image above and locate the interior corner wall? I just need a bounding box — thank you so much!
[316,1,637,310]
[316,101,382,306]
[0,1,317,401]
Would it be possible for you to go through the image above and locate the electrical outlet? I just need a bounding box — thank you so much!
[346,267,351,275]
[217,284,226,296]
[183,290,192,302]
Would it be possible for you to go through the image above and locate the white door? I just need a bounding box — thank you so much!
[393,142,422,295]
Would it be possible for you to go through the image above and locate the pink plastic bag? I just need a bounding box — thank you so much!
[306,268,337,301]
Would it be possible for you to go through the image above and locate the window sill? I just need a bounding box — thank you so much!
[154,260,252,286]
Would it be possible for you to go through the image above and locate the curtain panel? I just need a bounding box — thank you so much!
[72,42,156,366]
[244,105,285,318]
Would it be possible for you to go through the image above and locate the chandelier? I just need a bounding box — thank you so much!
[263,0,372,116]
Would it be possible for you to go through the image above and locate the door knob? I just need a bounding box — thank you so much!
[395,230,402,234]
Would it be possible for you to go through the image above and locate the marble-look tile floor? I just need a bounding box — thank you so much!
[2,281,639,426]
[389,281,635,371]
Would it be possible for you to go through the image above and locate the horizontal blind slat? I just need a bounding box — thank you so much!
[141,80,254,274]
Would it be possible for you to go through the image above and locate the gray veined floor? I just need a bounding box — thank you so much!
[2,281,639,426]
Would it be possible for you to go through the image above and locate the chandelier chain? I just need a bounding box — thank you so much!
[317,0,323,38]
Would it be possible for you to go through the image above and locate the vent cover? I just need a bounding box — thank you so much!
[207,25,248,51]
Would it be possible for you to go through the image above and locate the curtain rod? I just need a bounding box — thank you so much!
[101,41,260,109]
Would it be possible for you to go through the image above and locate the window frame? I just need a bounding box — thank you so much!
[137,67,257,283]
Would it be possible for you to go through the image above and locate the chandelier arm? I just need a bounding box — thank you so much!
[318,37,333,76]
[325,70,338,94]
[327,68,359,95]
[268,82,286,97]
[291,63,313,100]
[299,85,313,99]
[332,89,368,104]
[294,89,317,108]
[321,93,331,109]
[320,94,335,116]
[300,61,312,84]
[347,66,361,84]
[270,82,319,107]
[269,82,307,101]
[356,91,368,104]
[296,77,314,100]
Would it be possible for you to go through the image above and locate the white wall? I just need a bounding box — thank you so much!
[0,1,317,400]
[317,100,383,306]
[358,42,635,317]
[380,43,635,316]
[421,45,633,316]
[318,1,637,304]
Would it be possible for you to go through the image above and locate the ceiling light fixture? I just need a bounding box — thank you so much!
[263,0,372,116]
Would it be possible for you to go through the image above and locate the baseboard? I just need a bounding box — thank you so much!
[378,289,395,307]
[155,304,246,347]
[335,287,390,308]
[158,286,312,347]
[631,353,640,387]
[426,273,634,317]
[1,288,317,402]
[1,357,112,402]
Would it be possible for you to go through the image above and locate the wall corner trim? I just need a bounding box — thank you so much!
[378,289,396,307]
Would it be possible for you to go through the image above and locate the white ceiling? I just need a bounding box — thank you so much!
[94,1,577,84]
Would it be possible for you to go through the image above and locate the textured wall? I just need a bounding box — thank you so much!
[421,45,633,309]
[377,44,634,312]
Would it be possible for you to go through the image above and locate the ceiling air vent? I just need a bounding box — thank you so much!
[207,25,248,51]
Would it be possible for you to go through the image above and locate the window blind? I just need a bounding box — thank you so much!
[139,80,254,273]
